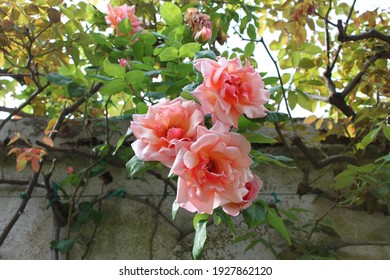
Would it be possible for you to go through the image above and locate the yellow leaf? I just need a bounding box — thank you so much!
[257,15,268,37]
[303,115,317,125]
[327,120,333,130]
[0,51,4,68]
[346,124,356,138]
[8,132,21,145]
[45,118,58,135]
[315,118,324,130]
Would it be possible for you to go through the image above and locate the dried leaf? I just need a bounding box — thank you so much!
[8,132,21,145]
[48,8,61,23]
[42,136,54,147]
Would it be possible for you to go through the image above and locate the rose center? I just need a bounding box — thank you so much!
[166,127,185,140]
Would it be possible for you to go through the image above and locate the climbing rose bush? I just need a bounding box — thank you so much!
[105,4,142,35]
[193,57,270,128]
[184,7,213,42]
[130,97,204,168]
[171,122,254,215]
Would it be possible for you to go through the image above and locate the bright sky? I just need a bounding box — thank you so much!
[1,0,388,119]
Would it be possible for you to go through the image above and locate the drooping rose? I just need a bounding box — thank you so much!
[130,97,204,168]
[193,57,270,128]
[105,4,142,35]
[171,121,254,215]
[184,8,212,42]
[222,175,262,216]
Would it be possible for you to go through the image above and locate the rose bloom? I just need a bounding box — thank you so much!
[194,27,212,42]
[105,4,142,35]
[222,175,262,216]
[130,97,204,168]
[119,58,128,68]
[171,121,254,215]
[193,57,270,128]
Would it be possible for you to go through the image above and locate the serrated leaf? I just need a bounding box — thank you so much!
[160,2,183,27]
[244,42,256,57]
[159,47,178,61]
[46,73,72,85]
[100,79,126,96]
[194,50,217,60]
[247,24,257,40]
[243,202,267,228]
[118,18,132,35]
[179,43,201,58]
[125,70,146,85]
[267,208,292,245]
[126,155,159,178]
[103,58,125,79]
[242,132,277,144]
[192,219,207,260]
[172,199,180,220]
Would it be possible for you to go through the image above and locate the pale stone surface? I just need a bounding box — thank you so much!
[1,118,390,259]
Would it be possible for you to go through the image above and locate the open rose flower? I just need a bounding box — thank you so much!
[193,57,270,128]
[171,121,254,215]
[105,4,142,35]
[130,97,204,168]
[222,175,262,216]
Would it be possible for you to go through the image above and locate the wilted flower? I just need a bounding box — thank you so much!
[185,7,212,42]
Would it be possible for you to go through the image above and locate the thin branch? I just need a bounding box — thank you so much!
[307,203,337,241]
[292,135,359,169]
[0,82,50,131]
[344,0,357,33]
[338,20,390,45]
[340,51,386,98]
[36,140,98,161]
[330,240,390,250]
[0,178,45,189]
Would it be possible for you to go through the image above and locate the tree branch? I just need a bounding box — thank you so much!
[0,178,44,189]
[292,135,359,169]
[0,106,34,118]
[0,82,50,131]
[338,20,390,45]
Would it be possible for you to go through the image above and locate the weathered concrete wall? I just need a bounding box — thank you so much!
[1,118,390,260]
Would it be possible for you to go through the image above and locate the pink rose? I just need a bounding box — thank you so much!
[105,4,142,35]
[193,57,270,128]
[130,97,204,168]
[119,58,128,68]
[171,121,254,214]
[222,175,262,216]
[195,27,212,42]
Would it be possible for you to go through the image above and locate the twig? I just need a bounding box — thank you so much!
[0,106,34,118]
[292,135,359,169]
[307,203,337,241]
[337,20,390,45]
[0,82,50,131]
[330,240,390,250]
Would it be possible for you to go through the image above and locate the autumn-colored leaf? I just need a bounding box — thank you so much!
[48,8,61,23]
[303,115,317,125]
[8,132,21,145]
[42,136,54,147]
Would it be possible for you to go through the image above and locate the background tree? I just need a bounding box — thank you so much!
[0,0,389,259]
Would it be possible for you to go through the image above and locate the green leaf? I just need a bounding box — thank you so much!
[67,82,85,98]
[179,43,201,58]
[194,50,217,60]
[103,58,125,79]
[125,70,146,85]
[192,219,207,260]
[126,155,159,178]
[244,42,256,57]
[356,127,381,150]
[304,44,322,54]
[172,199,180,220]
[46,73,72,85]
[118,18,132,35]
[159,47,178,61]
[383,126,390,141]
[291,51,300,67]
[298,58,316,69]
[250,150,295,169]
[259,111,289,123]
[100,79,126,96]
[50,239,75,255]
[214,208,236,235]
[113,128,132,155]
[263,77,279,85]
[242,132,277,144]
[160,2,183,27]
[334,170,354,189]
[193,213,209,229]
[247,24,257,40]
[268,85,281,95]
[267,208,292,245]
[242,202,267,228]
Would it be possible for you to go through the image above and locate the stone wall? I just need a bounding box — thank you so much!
[1,118,390,259]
